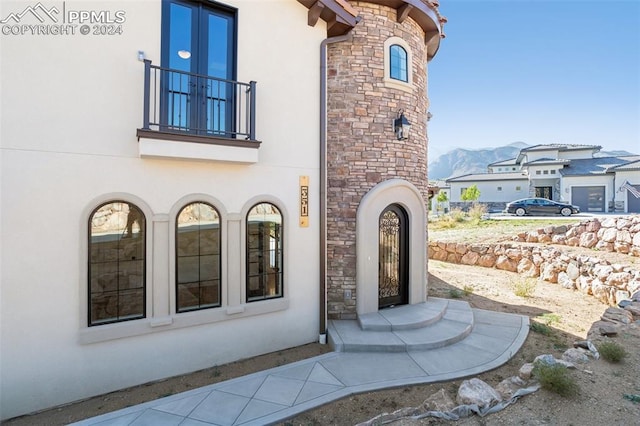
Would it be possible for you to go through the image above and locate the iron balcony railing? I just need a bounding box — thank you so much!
[141,60,256,141]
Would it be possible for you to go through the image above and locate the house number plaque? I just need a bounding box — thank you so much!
[300,176,309,227]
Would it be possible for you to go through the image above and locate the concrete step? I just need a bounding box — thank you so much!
[328,298,475,353]
[358,297,449,331]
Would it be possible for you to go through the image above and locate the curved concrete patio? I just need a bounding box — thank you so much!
[73,299,529,426]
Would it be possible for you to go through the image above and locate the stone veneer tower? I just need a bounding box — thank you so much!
[324,1,444,319]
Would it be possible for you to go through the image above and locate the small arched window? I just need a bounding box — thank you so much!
[246,203,283,302]
[176,202,221,312]
[89,201,146,326]
[390,44,408,82]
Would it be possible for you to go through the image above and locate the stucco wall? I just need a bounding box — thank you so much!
[0,0,325,419]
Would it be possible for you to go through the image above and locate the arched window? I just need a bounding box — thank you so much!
[246,202,283,302]
[390,44,408,82]
[176,202,221,312]
[89,201,146,326]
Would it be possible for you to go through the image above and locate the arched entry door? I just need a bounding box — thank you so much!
[378,204,409,308]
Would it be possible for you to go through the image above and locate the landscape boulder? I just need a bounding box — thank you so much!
[422,388,456,413]
[602,307,634,324]
[561,348,589,364]
[579,232,598,248]
[457,378,502,407]
[495,376,528,400]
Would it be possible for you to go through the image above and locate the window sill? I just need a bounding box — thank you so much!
[78,298,288,344]
[383,78,413,93]
[136,129,261,164]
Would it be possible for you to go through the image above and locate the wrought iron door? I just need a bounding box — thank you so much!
[378,204,408,308]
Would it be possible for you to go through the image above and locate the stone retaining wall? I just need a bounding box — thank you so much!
[449,201,507,213]
[428,216,640,306]
[512,216,640,256]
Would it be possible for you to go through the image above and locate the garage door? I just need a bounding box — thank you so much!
[572,186,605,212]
[628,184,640,213]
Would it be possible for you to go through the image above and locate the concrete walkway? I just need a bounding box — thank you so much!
[73,299,529,426]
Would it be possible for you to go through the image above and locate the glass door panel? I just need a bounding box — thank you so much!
[204,11,232,135]
[165,2,194,131]
[162,0,235,135]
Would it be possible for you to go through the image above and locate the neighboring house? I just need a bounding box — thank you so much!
[446,144,640,213]
[448,172,529,212]
[428,180,450,214]
[0,0,445,419]
[487,158,519,173]
[610,160,640,213]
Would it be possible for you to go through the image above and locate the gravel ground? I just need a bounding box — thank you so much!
[285,261,640,425]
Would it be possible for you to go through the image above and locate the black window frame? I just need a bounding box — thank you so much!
[246,202,283,302]
[88,201,146,327]
[175,201,222,313]
[389,44,409,82]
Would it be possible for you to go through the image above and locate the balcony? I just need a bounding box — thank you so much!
[136,60,260,163]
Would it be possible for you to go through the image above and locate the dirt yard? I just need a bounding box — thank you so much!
[286,261,640,426]
[4,219,640,426]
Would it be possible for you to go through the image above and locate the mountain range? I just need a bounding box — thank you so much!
[428,142,635,180]
[428,142,527,180]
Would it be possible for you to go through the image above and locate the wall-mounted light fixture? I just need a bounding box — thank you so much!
[393,110,411,140]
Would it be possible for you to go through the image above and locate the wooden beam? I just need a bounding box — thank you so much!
[321,0,360,27]
[424,30,439,44]
[326,15,337,31]
[308,1,325,27]
[397,3,413,23]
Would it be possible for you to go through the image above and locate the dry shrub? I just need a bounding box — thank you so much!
[513,277,537,298]
[598,341,627,363]
[533,363,579,397]
[468,203,487,223]
[449,208,465,223]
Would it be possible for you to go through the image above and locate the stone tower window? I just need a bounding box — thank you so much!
[383,37,413,92]
[390,44,408,82]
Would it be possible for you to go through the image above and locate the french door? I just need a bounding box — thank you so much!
[161,0,236,135]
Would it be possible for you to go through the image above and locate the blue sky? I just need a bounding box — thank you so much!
[427,0,640,160]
